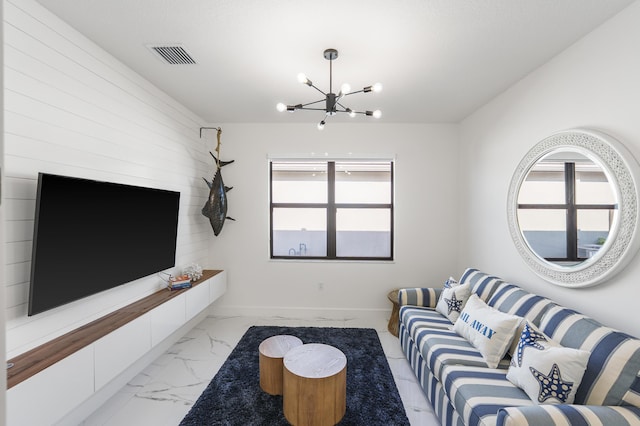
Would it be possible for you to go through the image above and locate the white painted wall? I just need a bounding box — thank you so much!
[3,0,211,358]
[209,123,460,317]
[458,1,640,337]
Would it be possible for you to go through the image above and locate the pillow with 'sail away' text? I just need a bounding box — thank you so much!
[453,294,522,368]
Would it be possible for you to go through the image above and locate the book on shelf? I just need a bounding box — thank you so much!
[168,281,192,291]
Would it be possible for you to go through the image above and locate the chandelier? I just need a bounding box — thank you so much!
[276,49,382,130]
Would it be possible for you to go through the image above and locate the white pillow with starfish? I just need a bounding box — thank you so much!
[435,282,471,323]
[506,321,590,405]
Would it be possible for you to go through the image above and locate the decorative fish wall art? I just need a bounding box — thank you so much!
[202,127,234,236]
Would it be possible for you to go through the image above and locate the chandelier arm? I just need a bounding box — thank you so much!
[334,101,372,116]
[300,99,326,108]
[317,112,331,130]
[308,83,327,96]
[336,102,362,113]
[342,109,369,115]
[343,89,366,96]
[296,107,327,111]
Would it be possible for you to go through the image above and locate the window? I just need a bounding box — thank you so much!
[517,159,616,262]
[270,160,394,260]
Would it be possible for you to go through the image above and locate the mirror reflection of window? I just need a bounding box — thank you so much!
[516,152,617,266]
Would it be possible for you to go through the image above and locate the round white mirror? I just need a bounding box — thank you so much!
[507,129,640,287]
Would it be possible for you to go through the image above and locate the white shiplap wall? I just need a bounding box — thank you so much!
[4,0,214,359]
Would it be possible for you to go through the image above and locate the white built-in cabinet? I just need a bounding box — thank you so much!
[7,270,226,425]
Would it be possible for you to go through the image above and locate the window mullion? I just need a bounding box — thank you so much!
[390,161,395,260]
[565,162,578,260]
[269,163,275,258]
[327,162,336,258]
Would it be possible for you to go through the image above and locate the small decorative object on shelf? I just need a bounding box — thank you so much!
[183,263,203,281]
[167,274,192,291]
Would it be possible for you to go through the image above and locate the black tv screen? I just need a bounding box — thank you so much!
[29,173,180,316]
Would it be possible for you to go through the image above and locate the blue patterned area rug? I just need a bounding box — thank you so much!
[180,325,410,425]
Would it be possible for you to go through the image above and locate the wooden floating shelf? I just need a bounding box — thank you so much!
[7,269,222,389]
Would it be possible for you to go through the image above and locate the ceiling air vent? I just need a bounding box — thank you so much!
[147,44,197,65]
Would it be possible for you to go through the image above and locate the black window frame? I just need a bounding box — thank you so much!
[269,160,394,261]
[517,161,617,262]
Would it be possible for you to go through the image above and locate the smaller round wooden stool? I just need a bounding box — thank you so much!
[283,343,347,426]
[259,335,303,395]
[387,289,400,337]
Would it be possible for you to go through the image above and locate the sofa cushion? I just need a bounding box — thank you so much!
[436,283,472,323]
[414,325,512,384]
[485,282,558,357]
[496,405,640,426]
[486,282,556,326]
[459,268,505,303]
[539,305,640,407]
[506,321,590,405]
[453,294,522,368]
[400,306,452,339]
[442,365,533,426]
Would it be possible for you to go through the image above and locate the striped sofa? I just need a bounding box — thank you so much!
[398,268,640,426]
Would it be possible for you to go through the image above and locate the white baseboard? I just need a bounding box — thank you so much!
[210,305,390,321]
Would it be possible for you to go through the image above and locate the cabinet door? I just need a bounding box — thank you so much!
[7,346,94,426]
[186,280,210,321]
[151,293,186,346]
[210,270,227,303]
[94,315,151,390]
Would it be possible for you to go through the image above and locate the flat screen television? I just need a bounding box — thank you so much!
[28,173,181,316]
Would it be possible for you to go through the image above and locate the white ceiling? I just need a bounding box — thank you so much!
[35,0,634,125]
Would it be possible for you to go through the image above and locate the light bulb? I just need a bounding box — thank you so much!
[372,110,382,119]
[297,73,309,84]
[276,103,286,112]
[317,121,325,130]
[340,83,351,95]
[347,109,356,118]
[372,83,383,93]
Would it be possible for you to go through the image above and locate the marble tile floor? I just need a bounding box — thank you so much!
[81,315,439,426]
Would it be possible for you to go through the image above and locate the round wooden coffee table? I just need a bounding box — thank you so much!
[258,335,303,395]
[283,343,347,426]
